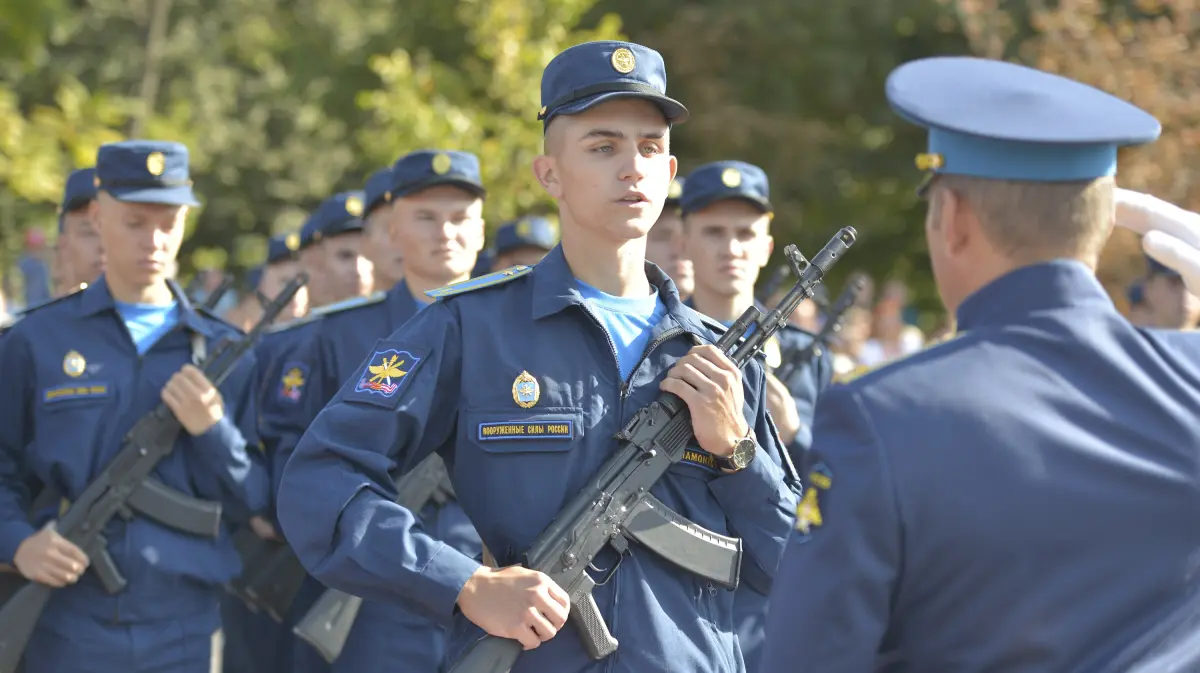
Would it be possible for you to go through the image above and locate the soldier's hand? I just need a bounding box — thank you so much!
[1115,188,1200,296]
[457,566,570,650]
[660,345,749,458]
[763,372,801,446]
[249,516,280,541]
[13,522,89,587]
[162,364,225,436]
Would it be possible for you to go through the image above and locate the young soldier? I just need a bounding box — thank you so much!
[0,140,267,672]
[645,175,693,300]
[279,41,798,673]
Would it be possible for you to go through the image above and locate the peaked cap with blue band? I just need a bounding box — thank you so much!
[363,167,394,218]
[300,191,366,249]
[680,161,772,215]
[95,140,200,206]
[390,150,485,200]
[538,41,688,129]
[60,168,97,214]
[886,57,1160,184]
[494,216,559,255]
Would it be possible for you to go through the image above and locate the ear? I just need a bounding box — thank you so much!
[668,154,678,182]
[533,155,562,199]
[936,187,971,257]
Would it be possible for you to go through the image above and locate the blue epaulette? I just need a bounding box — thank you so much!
[425,265,533,300]
[266,291,387,333]
[1,284,88,333]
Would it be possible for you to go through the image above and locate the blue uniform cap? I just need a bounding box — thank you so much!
[1146,254,1181,279]
[363,167,394,218]
[680,161,772,216]
[95,140,200,206]
[299,191,366,249]
[494,216,560,256]
[267,232,301,265]
[389,150,485,201]
[246,265,265,293]
[665,176,685,208]
[538,41,688,129]
[886,57,1160,184]
[60,167,97,214]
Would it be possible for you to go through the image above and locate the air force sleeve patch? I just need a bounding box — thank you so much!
[278,362,309,403]
[795,462,832,541]
[346,342,428,409]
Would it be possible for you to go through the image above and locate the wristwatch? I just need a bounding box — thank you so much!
[715,434,757,472]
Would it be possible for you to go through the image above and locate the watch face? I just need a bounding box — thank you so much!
[731,438,756,469]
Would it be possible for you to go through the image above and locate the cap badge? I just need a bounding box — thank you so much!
[721,167,742,188]
[611,47,636,75]
[345,195,364,217]
[146,151,166,177]
[432,153,452,176]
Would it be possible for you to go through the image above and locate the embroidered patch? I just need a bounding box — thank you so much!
[278,362,309,403]
[478,421,574,441]
[43,383,109,403]
[346,343,427,408]
[681,448,719,473]
[796,462,832,538]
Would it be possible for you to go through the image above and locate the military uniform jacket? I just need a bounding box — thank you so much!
[256,319,321,504]
[0,277,266,623]
[762,260,1200,672]
[278,246,800,673]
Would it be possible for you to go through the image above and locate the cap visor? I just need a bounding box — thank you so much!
[549,91,690,126]
[395,176,487,199]
[106,185,200,207]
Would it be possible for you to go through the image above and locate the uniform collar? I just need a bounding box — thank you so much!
[389,278,423,318]
[529,245,709,335]
[78,275,218,337]
[955,259,1114,331]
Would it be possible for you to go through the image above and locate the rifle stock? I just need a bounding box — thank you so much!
[447,228,858,673]
[0,273,307,673]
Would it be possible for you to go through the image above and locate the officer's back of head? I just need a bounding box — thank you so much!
[887,57,1160,314]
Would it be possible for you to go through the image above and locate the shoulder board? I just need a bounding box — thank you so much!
[833,330,964,384]
[2,285,87,328]
[264,292,386,333]
[426,265,532,300]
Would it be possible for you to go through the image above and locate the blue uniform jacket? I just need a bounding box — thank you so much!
[278,246,800,673]
[0,277,266,623]
[256,320,321,506]
[280,280,483,670]
[762,260,1200,672]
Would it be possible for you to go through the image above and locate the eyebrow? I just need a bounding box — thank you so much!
[578,128,667,142]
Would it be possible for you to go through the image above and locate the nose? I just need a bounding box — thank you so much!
[621,151,649,183]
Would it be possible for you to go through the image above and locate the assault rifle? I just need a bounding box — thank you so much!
[291,453,455,663]
[447,227,857,673]
[0,273,308,673]
[774,272,867,381]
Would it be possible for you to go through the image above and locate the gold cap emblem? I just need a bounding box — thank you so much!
[721,167,742,188]
[146,151,166,177]
[611,47,636,74]
[915,153,944,171]
[432,153,452,176]
[668,179,683,199]
[345,195,364,217]
[285,232,300,251]
[512,370,540,409]
[63,350,86,378]
[538,105,548,120]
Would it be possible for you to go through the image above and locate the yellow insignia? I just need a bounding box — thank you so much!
[538,105,548,119]
[432,153,452,176]
[721,167,742,188]
[610,47,636,74]
[833,363,873,384]
[516,219,532,238]
[796,464,832,535]
[763,336,782,370]
[285,232,300,251]
[668,179,683,199]
[512,370,540,409]
[146,151,166,177]
[915,153,944,171]
[345,195,364,217]
[63,350,86,378]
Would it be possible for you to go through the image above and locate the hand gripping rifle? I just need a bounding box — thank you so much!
[447,227,857,673]
[0,273,308,673]
[774,272,867,381]
[291,453,455,663]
